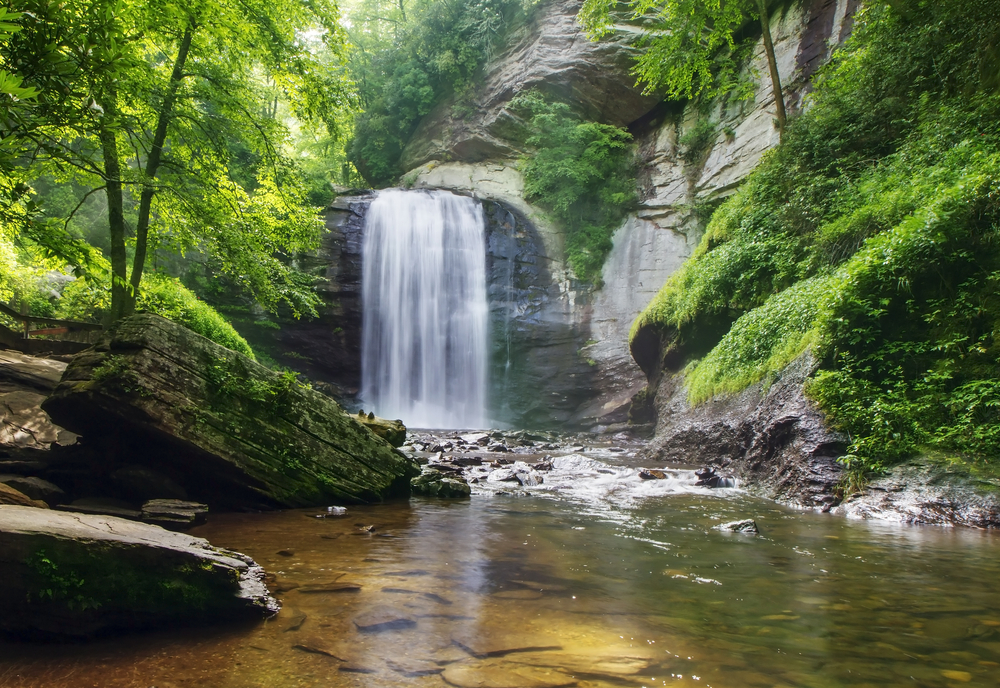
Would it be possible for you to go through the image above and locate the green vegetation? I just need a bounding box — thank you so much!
[0,0,349,329]
[513,91,636,282]
[346,0,539,186]
[634,0,1000,475]
[26,546,235,615]
[581,0,788,132]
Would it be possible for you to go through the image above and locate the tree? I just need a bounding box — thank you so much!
[580,0,787,136]
[3,0,354,323]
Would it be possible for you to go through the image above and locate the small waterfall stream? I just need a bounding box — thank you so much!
[361,189,489,429]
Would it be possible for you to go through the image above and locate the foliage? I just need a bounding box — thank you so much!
[1,0,350,320]
[633,0,1000,473]
[134,274,255,358]
[346,0,539,186]
[579,0,762,102]
[513,91,636,282]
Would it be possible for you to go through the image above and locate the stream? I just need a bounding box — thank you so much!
[1,437,998,688]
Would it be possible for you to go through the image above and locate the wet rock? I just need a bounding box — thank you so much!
[717,519,760,534]
[487,468,519,483]
[639,469,666,480]
[277,549,295,557]
[0,476,64,506]
[530,460,553,472]
[386,658,444,677]
[441,659,576,688]
[110,465,188,501]
[834,456,1000,528]
[297,582,361,594]
[450,456,484,467]
[0,505,278,638]
[695,467,736,488]
[42,314,418,509]
[411,468,472,498]
[141,499,209,530]
[639,353,844,507]
[0,481,48,509]
[353,606,416,633]
[515,471,544,487]
[461,432,491,446]
[488,444,509,453]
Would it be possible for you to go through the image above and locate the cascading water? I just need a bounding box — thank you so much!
[361,189,489,429]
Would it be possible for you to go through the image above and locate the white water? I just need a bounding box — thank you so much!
[361,189,489,429]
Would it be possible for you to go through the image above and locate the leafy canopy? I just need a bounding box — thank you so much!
[579,0,759,101]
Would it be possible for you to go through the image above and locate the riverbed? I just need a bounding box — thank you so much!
[1,446,998,688]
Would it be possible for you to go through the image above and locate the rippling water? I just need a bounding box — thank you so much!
[2,453,998,688]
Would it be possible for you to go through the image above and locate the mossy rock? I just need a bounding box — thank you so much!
[43,314,419,509]
[0,505,277,638]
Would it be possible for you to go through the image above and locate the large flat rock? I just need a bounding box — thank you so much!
[42,314,417,509]
[0,349,79,451]
[0,505,277,638]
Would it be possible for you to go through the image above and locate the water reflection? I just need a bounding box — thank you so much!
[0,486,998,688]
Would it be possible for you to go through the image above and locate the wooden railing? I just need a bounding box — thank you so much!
[0,301,103,339]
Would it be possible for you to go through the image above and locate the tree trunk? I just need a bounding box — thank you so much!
[127,22,195,312]
[757,0,786,138]
[99,86,130,325]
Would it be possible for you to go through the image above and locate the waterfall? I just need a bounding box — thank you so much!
[361,189,489,429]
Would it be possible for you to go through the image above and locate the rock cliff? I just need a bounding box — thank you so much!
[260,0,858,432]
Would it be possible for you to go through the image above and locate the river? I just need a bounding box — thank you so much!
[1,440,997,688]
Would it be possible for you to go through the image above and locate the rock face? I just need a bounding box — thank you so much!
[0,505,277,638]
[230,0,858,432]
[42,314,417,510]
[834,458,1000,528]
[399,0,858,429]
[639,354,845,507]
[400,0,657,171]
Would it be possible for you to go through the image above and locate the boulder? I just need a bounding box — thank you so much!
[42,315,419,510]
[141,499,209,530]
[411,468,472,498]
[0,505,278,638]
[0,481,48,508]
[351,411,407,447]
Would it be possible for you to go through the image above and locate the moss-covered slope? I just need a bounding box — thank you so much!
[43,314,418,509]
[632,1,1000,475]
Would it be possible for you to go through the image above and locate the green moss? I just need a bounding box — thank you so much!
[25,545,235,616]
[512,90,637,282]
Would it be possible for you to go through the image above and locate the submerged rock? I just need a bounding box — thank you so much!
[42,314,418,509]
[0,505,277,639]
[717,519,760,534]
